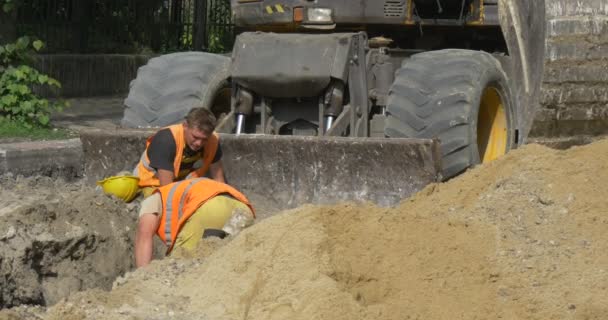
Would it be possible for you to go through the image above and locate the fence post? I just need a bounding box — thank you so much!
[71,0,90,53]
[193,0,207,51]
[0,9,17,44]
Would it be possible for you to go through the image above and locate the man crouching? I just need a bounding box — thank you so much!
[135,178,255,268]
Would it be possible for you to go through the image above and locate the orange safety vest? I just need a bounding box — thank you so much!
[135,124,219,188]
[155,178,255,252]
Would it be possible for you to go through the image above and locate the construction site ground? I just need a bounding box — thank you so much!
[2,1,608,314]
[0,133,607,319]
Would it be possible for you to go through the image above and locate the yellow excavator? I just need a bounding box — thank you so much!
[116,0,546,206]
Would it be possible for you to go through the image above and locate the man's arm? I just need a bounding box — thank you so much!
[156,169,174,186]
[147,129,177,186]
[209,160,226,183]
[135,213,160,268]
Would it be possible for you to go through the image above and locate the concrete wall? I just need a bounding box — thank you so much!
[33,54,153,98]
[532,0,608,137]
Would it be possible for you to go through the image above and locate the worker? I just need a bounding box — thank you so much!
[134,107,226,198]
[134,178,255,268]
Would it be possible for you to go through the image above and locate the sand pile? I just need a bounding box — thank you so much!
[3,139,608,320]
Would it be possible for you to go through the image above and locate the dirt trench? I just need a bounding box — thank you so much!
[0,176,139,308]
[1,138,607,320]
[0,174,280,312]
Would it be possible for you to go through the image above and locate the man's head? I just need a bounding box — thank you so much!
[183,108,217,152]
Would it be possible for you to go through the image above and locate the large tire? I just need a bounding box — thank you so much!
[121,52,231,128]
[385,49,516,179]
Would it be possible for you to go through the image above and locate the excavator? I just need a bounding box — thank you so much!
[117,0,546,207]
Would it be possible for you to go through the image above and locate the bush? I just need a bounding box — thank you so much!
[0,64,63,126]
[0,37,66,128]
[1,2,67,128]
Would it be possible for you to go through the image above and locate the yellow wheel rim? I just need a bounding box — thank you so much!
[477,87,508,163]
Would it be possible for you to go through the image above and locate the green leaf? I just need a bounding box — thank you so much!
[7,83,20,93]
[3,2,14,13]
[18,84,30,95]
[1,94,17,106]
[48,78,61,87]
[38,114,49,125]
[16,37,30,50]
[20,100,32,112]
[37,74,49,84]
[13,69,25,80]
[32,40,44,51]
[5,43,15,53]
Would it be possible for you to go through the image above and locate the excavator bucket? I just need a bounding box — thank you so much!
[80,131,441,211]
[218,135,441,208]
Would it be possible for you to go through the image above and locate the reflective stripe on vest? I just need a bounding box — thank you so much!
[177,178,203,221]
[139,151,156,172]
[156,178,254,252]
[163,178,206,246]
[133,151,156,177]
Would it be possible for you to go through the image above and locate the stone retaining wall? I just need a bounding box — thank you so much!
[533,0,608,137]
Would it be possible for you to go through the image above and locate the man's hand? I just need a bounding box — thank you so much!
[135,213,161,268]
[209,161,226,183]
[157,168,174,186]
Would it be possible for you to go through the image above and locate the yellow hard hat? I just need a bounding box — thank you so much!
[96,175,140,203]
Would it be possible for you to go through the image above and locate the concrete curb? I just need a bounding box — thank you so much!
[0,138,83,180]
